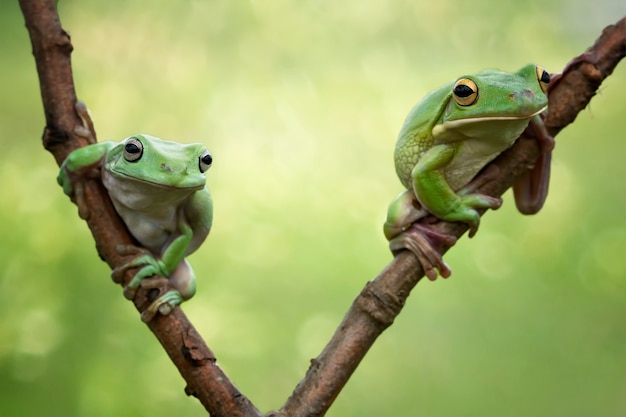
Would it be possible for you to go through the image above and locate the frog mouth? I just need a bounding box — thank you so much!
[145,181,204,191]
[442,105,548,129]
[109,171,205,191]
[136,179,204,191]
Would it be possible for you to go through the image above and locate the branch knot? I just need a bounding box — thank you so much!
[356,281,404,329]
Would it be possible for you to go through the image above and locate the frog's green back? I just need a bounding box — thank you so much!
[394,83,452,188]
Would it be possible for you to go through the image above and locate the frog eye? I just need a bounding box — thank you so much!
[452,78,478,106]
[199,149,212,173]
[123,137,144,162]
[536,65,550,93]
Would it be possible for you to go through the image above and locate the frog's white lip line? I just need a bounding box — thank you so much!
[111,171,205,190]
[442,106,548,128]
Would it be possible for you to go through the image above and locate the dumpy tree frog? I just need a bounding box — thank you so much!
[58,133,213,321]
[384,64,554,280]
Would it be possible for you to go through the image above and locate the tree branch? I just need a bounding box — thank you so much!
[19,1,261,416]
[20,0,625,415]
[277,16,626,417]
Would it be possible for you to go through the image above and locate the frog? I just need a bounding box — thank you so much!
[58,126,213,322]
[384,64,554,280]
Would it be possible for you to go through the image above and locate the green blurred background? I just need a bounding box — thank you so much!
[2,0,626,416]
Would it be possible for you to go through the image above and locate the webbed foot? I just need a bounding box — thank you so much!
[389,221,457,280]
[446,194,502,237]
[139,280,183,322]
[112,246,190,321]
[74,100,98,144]
[111,244,165,300]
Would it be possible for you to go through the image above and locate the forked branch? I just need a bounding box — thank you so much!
[19,1,626,416]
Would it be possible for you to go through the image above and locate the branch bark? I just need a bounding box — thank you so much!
[19,0,625,415]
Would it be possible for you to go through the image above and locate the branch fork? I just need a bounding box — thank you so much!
[19,2,626,415]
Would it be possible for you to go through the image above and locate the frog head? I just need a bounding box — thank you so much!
[104,134,212,190]
[434,64,550,141]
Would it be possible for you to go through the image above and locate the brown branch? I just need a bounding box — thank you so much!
[277,17,626,417]
[19,1,261,416]
[20,0,625,415]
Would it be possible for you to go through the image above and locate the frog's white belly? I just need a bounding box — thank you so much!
[102,170,196,254]
[444,137,513,190]
[117,207,180,254]
[441,118,532,190]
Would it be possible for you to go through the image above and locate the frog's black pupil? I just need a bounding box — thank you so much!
[125,143,141,154]
[202,154,213,165]
[454,84,474,98]
[541,70,550,84]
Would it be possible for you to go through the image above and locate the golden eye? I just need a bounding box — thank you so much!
[453,78,478,106]
[536,65,550,93]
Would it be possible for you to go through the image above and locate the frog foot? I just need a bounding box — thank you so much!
[112,244,165,300]
[448,194,502,237]
[513,116,555,215]
[389,222,457,280]
[73,100,98,144]
[73,181,91,220]
[140,287,183,322]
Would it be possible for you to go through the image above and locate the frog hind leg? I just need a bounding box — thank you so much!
[513,115,555,215]
[385,188,457,280]
[412,145,502,238]
[513,150,551,214]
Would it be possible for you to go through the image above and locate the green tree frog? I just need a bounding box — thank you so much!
[384,64,554,280]
[58,133,213,321]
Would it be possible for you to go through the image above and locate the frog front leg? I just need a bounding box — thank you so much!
[413,144,502,237]
[57,141,116,219]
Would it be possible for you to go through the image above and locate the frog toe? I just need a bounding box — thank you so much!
[448,194,501,237]
[123,284,138,300]
[112,247,162,288]
[140,290,183,322]
[445,206,481,237]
